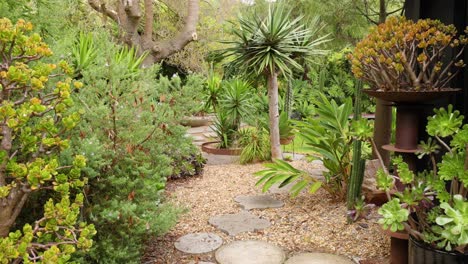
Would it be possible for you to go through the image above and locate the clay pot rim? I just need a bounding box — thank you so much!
[201,141,242,156]
[364,88,461,103]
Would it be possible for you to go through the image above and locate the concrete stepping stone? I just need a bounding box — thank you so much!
[234,195,284,210]
[208,211,270,236]
[203,132,217,138]
[174,233,223,254]
[189,135,206,142]
[215,240,285,264]
[187,127,208,134]
[285,253,355,264]
[311,159,324,166]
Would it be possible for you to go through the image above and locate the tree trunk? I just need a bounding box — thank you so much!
[0,205,14,237]
[267,72,282,160]
[88,0,200,66]
[0,188,28,238]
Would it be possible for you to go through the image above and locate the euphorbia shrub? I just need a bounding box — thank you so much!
[0,18,95,262]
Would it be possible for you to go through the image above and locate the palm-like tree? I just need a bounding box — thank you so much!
[222,5,330,159]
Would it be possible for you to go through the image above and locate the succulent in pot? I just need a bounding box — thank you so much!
[349,16,468,91]
[354,105,468,254]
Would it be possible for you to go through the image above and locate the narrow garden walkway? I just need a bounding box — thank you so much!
[143,162,389,263]
[142,126,390,263]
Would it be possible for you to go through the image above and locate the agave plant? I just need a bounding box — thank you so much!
[71,32,97,78]
[113,46,148,78]
[204,72,223,112]
[218,79,254,129]
[221,4,330,159]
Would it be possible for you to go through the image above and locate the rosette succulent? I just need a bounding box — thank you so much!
[353,105,468,253]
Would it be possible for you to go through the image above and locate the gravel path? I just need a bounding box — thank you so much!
[143,161,390,264]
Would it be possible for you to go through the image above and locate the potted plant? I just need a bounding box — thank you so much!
[354,106,468,263]
[349,16,468,173]
[201,79,253,155]
[349,16,467,97]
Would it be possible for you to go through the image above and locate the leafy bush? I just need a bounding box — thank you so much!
[0,18,95,263]
[67,31,203,263]
[238,127,271,164]
[255,94,356,200]
[292,48,375,117]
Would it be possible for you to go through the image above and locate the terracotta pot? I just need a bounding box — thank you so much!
[409,236,468,264]
[201,141,242,156]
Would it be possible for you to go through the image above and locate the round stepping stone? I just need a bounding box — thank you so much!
[174,233,223,254]
[285,253,355,264]
[215,240,285,264]
[209,211,270,236]
[234,195,284,210]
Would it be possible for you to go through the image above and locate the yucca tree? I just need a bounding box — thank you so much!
[222,4,330,159]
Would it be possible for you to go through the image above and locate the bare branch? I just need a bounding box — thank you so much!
[88,0,119,22]
[143,0,154,44]
[151,0,200,61]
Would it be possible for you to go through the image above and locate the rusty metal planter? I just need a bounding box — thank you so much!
[201,142,242,156]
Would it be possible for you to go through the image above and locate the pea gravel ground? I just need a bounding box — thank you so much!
[142,161,390,264]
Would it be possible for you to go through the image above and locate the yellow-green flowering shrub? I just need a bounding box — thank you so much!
[349,16,468,91]
[0,18,95,263]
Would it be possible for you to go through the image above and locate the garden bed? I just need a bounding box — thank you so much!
[143,161,390,263]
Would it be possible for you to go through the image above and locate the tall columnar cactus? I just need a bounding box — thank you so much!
[346,81,365,220]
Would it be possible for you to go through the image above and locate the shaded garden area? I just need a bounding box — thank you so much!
[1,0,467,263]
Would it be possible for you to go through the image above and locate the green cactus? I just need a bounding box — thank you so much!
[347,80,366,222]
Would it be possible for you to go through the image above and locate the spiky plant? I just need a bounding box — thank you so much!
[221,4,330,159]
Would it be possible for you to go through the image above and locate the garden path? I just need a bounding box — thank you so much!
[142,126,390,263]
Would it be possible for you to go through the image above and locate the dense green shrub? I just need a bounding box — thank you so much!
[291,48,375,119]
[0,18,95,263]
[256,94,355,200]
[65,31,204,263]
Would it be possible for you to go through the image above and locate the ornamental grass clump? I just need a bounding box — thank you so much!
[349,16,468,91]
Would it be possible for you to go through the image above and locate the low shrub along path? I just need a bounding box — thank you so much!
[143,159,390,264]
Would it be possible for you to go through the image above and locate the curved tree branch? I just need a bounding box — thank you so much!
[150,0,200,62]
[88,0,119,22]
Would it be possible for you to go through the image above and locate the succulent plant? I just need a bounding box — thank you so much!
[349,17,468,91]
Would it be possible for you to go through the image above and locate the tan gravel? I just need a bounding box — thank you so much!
[143,161,390,264]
